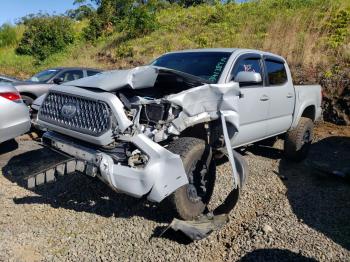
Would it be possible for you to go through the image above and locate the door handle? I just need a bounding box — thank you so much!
[287,93,293,98]
[260,95,269,101]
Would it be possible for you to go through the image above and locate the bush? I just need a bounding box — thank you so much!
[120,5,158,38]
[263,0,325,9]
[0,24,19,47]
[83,0,159,41]
[83,0,117,41]
[16,16,75,60]
[83,13,105,41]
[115,43,134,58]
[325,8,350,49]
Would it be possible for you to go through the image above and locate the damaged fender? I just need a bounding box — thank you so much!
[166,82,240,139]
[166,81,241,187]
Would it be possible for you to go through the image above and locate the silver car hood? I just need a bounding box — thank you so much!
[63,66,209,92]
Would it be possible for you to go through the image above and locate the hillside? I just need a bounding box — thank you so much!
[0,0,349,124]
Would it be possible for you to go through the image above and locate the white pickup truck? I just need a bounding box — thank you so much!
[32,48,322,220]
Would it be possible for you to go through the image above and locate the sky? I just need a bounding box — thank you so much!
[0,0,76,25]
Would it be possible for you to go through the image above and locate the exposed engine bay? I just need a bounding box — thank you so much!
[120,91,182,143]
[111,68,241,169]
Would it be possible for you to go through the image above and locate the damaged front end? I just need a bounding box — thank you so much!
[32,66,246,234]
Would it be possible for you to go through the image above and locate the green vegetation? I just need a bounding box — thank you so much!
[119,5,158,38]
[0,24,22,47]
[82,0,160,41]
[325,8,350,49]
[16,16,75,61]
[0,0,349,99]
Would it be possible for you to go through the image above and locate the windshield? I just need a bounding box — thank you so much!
[28,69,59,82]
[152,52,231,83]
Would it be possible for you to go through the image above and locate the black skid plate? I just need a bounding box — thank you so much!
[25,157,98,189]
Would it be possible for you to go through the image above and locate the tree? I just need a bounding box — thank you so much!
[66,5,95,20]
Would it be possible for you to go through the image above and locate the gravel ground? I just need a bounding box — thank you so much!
[0,122,349,262]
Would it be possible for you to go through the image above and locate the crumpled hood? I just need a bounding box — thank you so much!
[63,66,209,92]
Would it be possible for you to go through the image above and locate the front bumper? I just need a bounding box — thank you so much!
[42,132,188,202]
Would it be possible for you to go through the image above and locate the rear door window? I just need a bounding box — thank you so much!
[265,60,287,85]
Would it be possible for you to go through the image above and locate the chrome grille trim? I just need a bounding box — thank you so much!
[38,91,111,136]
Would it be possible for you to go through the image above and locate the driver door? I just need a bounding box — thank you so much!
[230,54,270,147]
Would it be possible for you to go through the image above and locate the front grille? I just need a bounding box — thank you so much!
[39,92,111,136]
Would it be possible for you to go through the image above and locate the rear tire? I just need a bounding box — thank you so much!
[167,137,216,220]
[284,117,314,162]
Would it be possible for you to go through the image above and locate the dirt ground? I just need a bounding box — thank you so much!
[0,122,349,261]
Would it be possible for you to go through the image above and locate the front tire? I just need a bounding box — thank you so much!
[284,117,314,162]
[167,137,216,220]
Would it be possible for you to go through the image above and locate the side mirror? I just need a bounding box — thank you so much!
[234,71,262,85]
[53,77,64,85]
